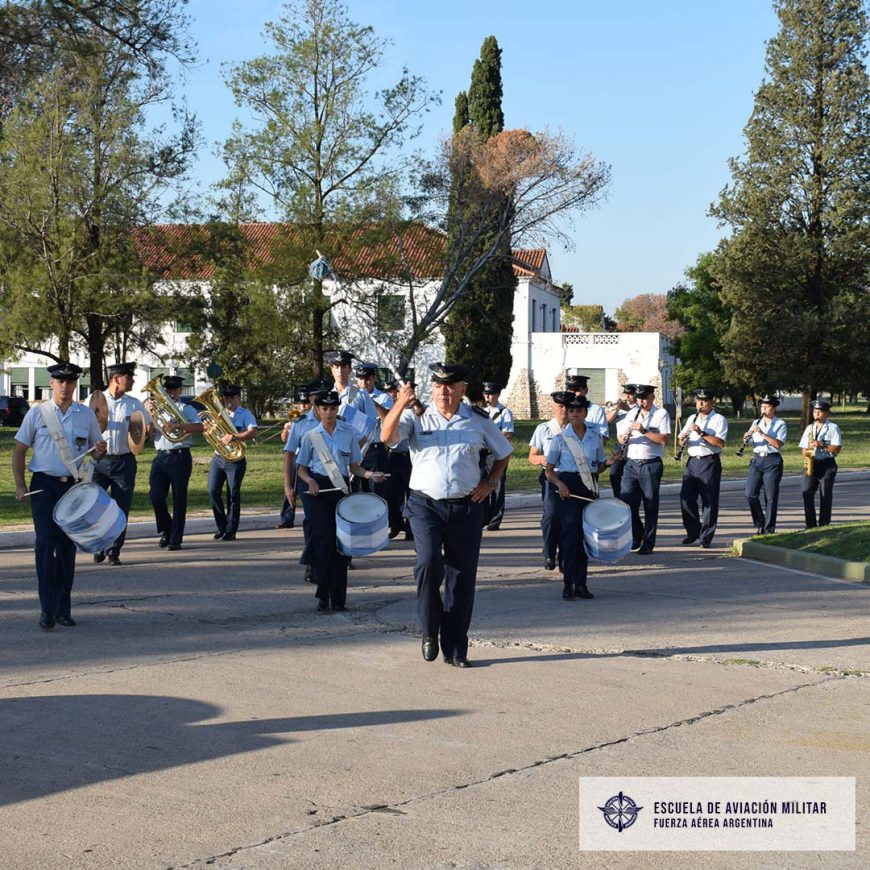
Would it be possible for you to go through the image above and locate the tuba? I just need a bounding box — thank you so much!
[194,386,245,462]
[144,375,189,443]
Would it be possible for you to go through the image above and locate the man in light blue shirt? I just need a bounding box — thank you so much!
[381,363,512,668]
[147,375,204,551]
[743,394,788,535]
[482,380,514,531]
[13,362,107,629]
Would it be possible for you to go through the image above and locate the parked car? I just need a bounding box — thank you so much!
[0,396,31,427]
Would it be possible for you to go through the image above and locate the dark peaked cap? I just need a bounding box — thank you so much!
[325,350,354,366]
[48,362,82,381]
[429,363,468,384]
[163,375,184,389]
[107,362,135,377]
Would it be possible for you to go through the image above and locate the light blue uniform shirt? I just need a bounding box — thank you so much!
[392,403,513,500]
[103,392,152,454]
[284,409,320,454]
[545,424,606,472]
[586,402,608,439]
[229,406,258,433]
[530,419,565,468]
[339,384,379,419]
[297,420,363,477]
[16,400,103,476]
[371,389,394,410]
[488,402,515,435]
[153,401,201,450]
[799,419,842,458]
[749,416,787,456]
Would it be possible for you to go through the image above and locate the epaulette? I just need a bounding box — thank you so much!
[470,405,489,419]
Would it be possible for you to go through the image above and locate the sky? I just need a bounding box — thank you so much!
[172,0,781,314]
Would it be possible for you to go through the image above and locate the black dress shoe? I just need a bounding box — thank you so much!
[681,536,698,546]
[388,528,402,539]
[316,599,330,613]
[213,530,225,540]
[331,603,346,612]
[221,532,236,541]
[544,557,556,570]
[108,554,122,565]
[485,524,500,532]
[167,543,182,551]
[755,527,765,536]
[575,584,594,599]
[636,546,654,555]
[275,521,293,529]
[700,541,711,549]
[39,612,55,631]
[631,541,642,552]
[422,636,439,662]
[562,585,575,600]
[452,656,471,668]
[303,565,317,584]
[93,551,106,563]
[159,534,169,548]
[347,559,355,569]
[56,615,77,627]
[404,532,414,541]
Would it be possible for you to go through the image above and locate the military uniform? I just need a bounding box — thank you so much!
[678,389,728,548]
[92,362,152,564]
[544,395,605,599]
[529,395,568,569]
[607,384,637,498]
[744,395,787,535]
[616,385,671,554]
[385,364,512,667]
[352,362,390,495]
[799,399,842,528]
[482,381,514,531]
[208,384,257,540]
[385,381,416,540]
[148,375,201,550]
[13,363,105,629]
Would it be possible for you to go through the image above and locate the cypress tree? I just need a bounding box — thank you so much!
[443,35,517,402]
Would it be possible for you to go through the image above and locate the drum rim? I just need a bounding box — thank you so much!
[336,491,388,521]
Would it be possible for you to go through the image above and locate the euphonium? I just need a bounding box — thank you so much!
[144,375,189,443]
[194,386,245,462]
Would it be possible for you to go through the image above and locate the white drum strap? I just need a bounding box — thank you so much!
[560,432,598,496]
[339,385,359,413]
[39,401,83,481]
[547,419,562,438]
[309,431,349,494]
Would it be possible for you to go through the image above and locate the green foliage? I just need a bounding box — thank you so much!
[562,304,604,331]
[710,0,870,401]
[443,35,516,400]
[558,281,574,308]
[453,92,469,133]
[613,293,683,339]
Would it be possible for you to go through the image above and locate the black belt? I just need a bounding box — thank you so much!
[412,489,470,505]
[35,473,73,483]
[157,448,190,453]
[628,457,663,465]
[104,453,131,459]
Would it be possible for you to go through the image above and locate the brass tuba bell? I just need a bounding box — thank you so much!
[194,386,246,462]
[144,375,191,444]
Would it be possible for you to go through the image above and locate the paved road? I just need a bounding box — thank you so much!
[1,479,868,869]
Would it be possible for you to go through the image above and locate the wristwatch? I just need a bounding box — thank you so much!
[486,477,498,487]
[639,426,647,435]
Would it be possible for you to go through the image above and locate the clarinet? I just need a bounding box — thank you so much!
[674,413,696,462]
[612,407,642,461]
[735,418,761,457]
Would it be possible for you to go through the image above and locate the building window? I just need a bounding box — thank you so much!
[377,295,405,332]
[175,321,194,334]
[551,307,557,332]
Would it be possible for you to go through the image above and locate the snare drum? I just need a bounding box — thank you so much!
[53,482,127,554]
[582,498,632,562]
[335,492,389,556]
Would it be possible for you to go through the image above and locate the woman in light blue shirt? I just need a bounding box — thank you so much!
[544,395,605,601]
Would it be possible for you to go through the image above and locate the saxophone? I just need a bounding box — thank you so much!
[194,386,246,462]
[144,375,190,443]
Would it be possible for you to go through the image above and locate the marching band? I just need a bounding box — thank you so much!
[12,359,851,652]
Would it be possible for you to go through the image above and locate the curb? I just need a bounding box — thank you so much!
[734,538,870,584]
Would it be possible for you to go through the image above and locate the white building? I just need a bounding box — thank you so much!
[1,223,673,414]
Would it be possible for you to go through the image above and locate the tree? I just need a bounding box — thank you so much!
[562,304,605,331]
[667,253,749,413]
[613,293,683,339]
[558,281,574,308]
[219,0,439,378]
[443,36,517,401]
[710,0,870,422]
[0,11,197,385]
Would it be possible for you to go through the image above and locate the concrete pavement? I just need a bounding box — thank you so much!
[1,479,869,869]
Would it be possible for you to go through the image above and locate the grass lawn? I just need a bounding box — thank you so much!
[754,521,870,563]
[1,407,868,526]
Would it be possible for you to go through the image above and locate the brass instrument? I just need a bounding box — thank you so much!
[194,386,246,462]
[144,375,189,443]
[805,453,815,477]
[735,418,761,457]
[88,390,108,431]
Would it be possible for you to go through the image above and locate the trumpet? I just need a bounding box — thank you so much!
[735,418,761,457]
[194,386,245,462]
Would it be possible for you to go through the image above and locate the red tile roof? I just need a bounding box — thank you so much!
[134,223,549,283]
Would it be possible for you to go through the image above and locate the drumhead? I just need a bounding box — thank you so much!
[336,493,387,523]
[583,498,631,531]
[54,483,101,521]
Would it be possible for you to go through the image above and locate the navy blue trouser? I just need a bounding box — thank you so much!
[352,443,387,495]
[619,458,664,551]
[92,452,136,555]
[279,463,299,526]
[539,471,561,564]
[556,472,592,589]
[745,454,783,533]
[304,474,349,607]
[405,490,484,660]
[485,470,507,529]
[386,450,412,535]
[149,448,193,545]
[609,459,625,498]
[30,472,77,617]
[802,458,837,527]
[680,455,722,545]
[208,455,247,535]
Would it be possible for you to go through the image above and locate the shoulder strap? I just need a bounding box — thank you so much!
[308,430,349,494]
[547,418,562,438]
[559,431,598,495]
[39,402,84,480]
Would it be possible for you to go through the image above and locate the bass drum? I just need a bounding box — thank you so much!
[582,498,632,562]
[335,492,389,557]
[53,482,126,554]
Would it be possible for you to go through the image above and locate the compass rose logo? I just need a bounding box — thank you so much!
[598,791,643,831]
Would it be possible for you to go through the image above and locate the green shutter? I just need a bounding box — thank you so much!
[585,369,606,404]
[34,368,50,387]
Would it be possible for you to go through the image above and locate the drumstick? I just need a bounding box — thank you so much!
[568,493,596,502]
[20,489,44,497]
[311,487,348,494]
[72,444,100,463]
